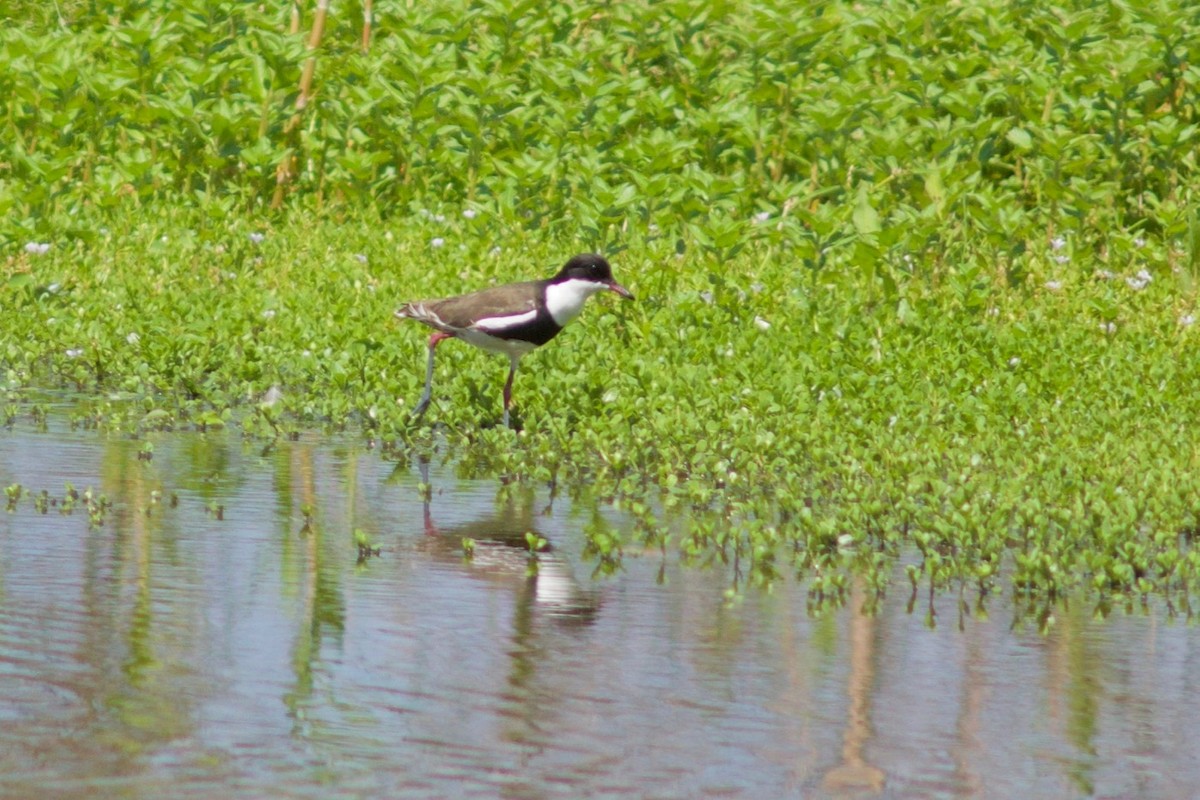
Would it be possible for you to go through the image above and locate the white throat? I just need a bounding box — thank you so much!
[545,278,606,326]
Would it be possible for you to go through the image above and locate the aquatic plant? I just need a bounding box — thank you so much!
[2,0,1200,608]
[354,528,381,562]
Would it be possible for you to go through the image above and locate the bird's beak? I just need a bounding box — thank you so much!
[608,280,634,300]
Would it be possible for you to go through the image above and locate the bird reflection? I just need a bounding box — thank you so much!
[415,457,602,627]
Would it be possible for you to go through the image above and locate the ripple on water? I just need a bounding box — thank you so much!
[2,427,1200,799]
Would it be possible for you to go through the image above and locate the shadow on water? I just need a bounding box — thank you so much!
[1,423,1199,798]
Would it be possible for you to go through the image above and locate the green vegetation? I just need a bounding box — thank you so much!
[4,0,1200,612]
[354,527,381,561]
[3,482,111,526]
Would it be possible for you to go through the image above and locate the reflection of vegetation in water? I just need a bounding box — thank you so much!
[279,443,347,737]
[96,437,190,750]
[1061,603,1099,797]
[823,582,885,793]
[4,428,1196,796]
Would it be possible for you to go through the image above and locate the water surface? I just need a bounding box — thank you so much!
[0,426,1197,799]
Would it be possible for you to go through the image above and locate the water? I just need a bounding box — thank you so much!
[1,426,1198,799]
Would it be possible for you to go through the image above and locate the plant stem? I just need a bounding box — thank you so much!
[272,0,330,210]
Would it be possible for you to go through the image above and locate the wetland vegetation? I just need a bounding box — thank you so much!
[4,0,1200,615]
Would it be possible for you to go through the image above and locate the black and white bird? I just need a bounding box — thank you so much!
[395,253,634,426]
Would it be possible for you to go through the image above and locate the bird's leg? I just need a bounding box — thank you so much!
[413,332,452,418]
[502,355,520,428]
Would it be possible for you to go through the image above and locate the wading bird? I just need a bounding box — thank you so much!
[395,253,633,426]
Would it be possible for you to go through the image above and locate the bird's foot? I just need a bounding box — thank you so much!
[411,394,432,419]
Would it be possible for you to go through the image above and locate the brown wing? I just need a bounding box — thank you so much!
[423,280,544,330]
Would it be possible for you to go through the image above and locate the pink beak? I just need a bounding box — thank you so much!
[608,280,634,300]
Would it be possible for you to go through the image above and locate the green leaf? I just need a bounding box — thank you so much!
[1006,127,1033,150]
[853,184,880,235]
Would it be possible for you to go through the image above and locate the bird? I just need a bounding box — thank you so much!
[395,253,634,426]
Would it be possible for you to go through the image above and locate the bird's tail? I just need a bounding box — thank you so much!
[394,302,421,321]
[395,302,448,331]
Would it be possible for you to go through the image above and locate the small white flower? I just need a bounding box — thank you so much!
[354,253,368,264]
[434,213,446,223]
[1053,255,1069,264]
[1133,237,1146,248]
[1095,269,1115,280]
[462,208,477,220]
[490,246,502,256]
[1100,322,1117,335]
[160,235,169,243]
[1044,280,1062,291]
[126,332,140,345]
[753,211,771,224]
[431,237,445,248]
[262,309,276,319]
[750,282,764,294]
[699,291,714,305]
[754,316,771,331]
[249,232,265,244]
[1008,357,1021,367]
[66,348,83,358]
[1126,270,1151,291]
[261,386,284,407]
[649,223,660,234]
[24,242,50,255]
[1180,314,1195,327]
[602,389,619,404]
[1051,236,1066,251]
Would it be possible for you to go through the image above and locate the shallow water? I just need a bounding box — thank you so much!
[0,426,1198,799]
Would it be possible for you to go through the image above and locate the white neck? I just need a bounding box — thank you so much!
[545,279,606,326]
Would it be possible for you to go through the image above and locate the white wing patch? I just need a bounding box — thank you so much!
[473,308,538,332]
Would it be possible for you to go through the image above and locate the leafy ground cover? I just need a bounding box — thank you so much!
[4,0,1200,612]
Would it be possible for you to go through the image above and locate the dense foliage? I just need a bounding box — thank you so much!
[4,0,1199,263]
[5,1,1200,614]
